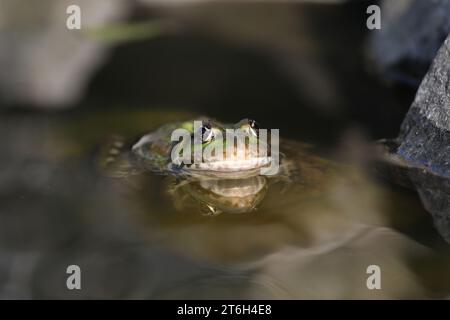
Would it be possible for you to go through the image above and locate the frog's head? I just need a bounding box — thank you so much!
[171,118,273,179]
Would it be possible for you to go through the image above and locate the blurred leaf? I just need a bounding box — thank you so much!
[83,20,165,44]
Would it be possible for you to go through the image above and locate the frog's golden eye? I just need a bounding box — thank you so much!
[247,119,259,137]
[201,123,214,142]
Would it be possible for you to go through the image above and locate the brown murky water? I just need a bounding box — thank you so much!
[1,110,449,299]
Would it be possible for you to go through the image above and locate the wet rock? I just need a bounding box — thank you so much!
[397,36,450,179]
[378,35,450,242]
[369,0,450,85]
[418,188,450,243]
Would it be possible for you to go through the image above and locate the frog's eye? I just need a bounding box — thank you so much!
[248,119,259,137]
[201,123,214,142]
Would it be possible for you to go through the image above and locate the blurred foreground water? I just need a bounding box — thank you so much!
[1,110,449,299]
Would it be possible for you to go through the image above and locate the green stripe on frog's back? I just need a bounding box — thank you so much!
[130,118,214,172]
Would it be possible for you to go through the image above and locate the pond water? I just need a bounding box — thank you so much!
[1,110,449,299]
[1,0,449,300]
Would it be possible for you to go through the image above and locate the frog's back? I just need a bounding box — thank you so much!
[132,116,224,173]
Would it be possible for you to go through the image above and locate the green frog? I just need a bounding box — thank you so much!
[99,117,301,214]
[126,118,274,177]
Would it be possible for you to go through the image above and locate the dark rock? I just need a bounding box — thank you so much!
[370,0,450,85]
[378,35,450,242]
[397,36,450,179]
[417,188,450,243]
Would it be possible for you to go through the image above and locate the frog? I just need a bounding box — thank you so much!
[130,117,275,178]
[99,117,298,215]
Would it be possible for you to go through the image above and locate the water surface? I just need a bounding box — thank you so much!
[1,110,449,299]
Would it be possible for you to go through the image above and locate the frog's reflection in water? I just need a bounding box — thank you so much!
[169,176,268,215]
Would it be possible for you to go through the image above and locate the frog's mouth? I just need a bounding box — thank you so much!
[188,157,271,171]
[173,156,272,179]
